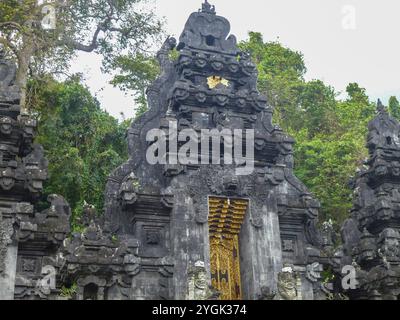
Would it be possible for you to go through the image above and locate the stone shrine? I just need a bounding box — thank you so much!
[103,1,325,300]
[0,49,70,300]
[339,100,400,300]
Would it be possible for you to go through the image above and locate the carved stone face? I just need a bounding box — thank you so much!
[223,175,238,192]
[194,53,207,68]
[122,191,138,204]
[195,92,207,103]
[382,238,399,257]
[146,231,160,245]
[179,55,191,67]
[194,270,207,289]
[0,117,12,135]
[167,37,177,49]
[120,174,140,205]
[215,93,228,106]
[228,62,239,73]
[0,168,15,190]
[174,87,190,101]
[0,177,14,190]
[211,58,224,71]
[277,271,297,300]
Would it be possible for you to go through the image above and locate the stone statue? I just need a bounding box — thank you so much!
[275,265,302,300]
[187,261,219,300]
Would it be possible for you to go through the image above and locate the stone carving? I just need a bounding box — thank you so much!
[257,286,276,300]
[0,167,15,190]
[21,258,36,272]
[187,261,219,300]
[101,1,324,300]
[0,212,14,275]
[275,265,302,300]
[0,50,71,300]
[0,116,12,135]
[146,230,161,245]
[378,228,400,260]
[200,0,216,14]
[282,239,295,252]
[339,101,400,299]
[0,47,20,102]
[306,262,323,283]
[119,173,140,206]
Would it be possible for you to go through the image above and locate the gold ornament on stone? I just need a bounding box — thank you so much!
[207,76,229,89]
[208,197,248,300]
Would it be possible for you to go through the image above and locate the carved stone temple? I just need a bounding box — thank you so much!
[0,49,70,300]
[2,1,399,301]
[103,1,325,300]
[339,100,400,300]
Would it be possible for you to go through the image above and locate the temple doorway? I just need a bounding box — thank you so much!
[208,197,249,300]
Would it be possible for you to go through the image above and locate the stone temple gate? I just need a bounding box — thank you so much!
[103,1,324,300]
[5,1,400,300]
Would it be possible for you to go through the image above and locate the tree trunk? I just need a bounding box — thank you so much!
[15,35,34,112]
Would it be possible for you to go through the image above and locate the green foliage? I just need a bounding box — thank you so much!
[60,283,77,299]
[240,33,376,224]
[239,32,306,130]
[34,77,129,225]
[110,45,179,117]
[110,53,160,117]
[0,0,163,109]
[389,96,400,120]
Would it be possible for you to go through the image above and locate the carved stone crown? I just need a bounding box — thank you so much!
[201,1,216,15]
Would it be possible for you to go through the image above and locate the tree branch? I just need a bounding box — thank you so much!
[0,37,20,60]
[61,25,102,52]
[0,22,23,31]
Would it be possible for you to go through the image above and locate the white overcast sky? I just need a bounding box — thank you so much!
[70,0,400,120]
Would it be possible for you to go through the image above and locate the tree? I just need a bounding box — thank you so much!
[33,77,129,224]
[240,32,376,224]
[0,0,163,109]
[110,46,179,117]
[110,53,160,117]
[299,80,338,138]
[389,96,400,120]
[239,32,306,130]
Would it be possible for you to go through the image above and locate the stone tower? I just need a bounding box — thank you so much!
[341,100,400,300]
[0,50,70,300]
[104,2,325,300]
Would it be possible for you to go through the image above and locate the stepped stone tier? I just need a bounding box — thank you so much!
[0,49,70,300]
[103,1,327,300]
[339,100,400,300]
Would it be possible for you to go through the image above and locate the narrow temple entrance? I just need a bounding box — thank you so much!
[208,197,248,300]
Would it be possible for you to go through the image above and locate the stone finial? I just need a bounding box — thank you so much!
[200,0,216,14]
[377,99,386,113]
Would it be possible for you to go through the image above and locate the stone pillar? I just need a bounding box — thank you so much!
[0,232,18,300]
[240,198,283,299]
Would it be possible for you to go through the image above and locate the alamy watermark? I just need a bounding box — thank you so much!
[341,5,357,30]
[145,121,255,176]
[37,0,68,30]
[36,265,57,292]
[341,265,359,290]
